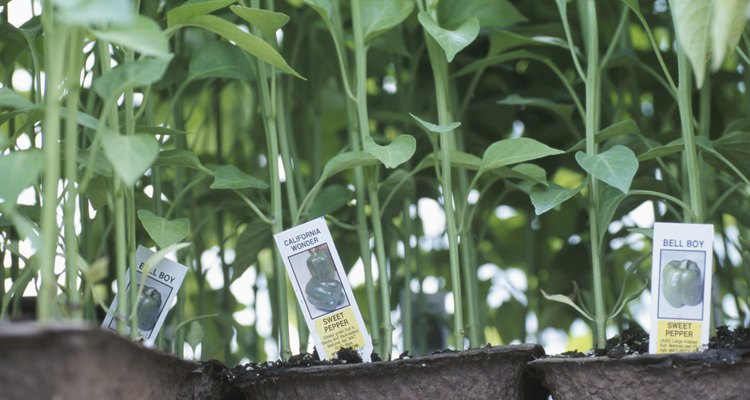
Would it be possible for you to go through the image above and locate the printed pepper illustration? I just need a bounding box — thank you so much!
[662,259,703,308]
[305,250,345,311]
[137,286,162,331]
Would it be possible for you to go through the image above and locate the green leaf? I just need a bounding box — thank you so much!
[568,119,640,152]
[136,125,188,137]
[530,182,585,215]
[418,11,479,62]
[308,185,354,218]
[91,15,171,59]
[499,94,574,120]
[94,58,171,101]
[176,15,303,79]
[363,135,416,169]
[0,88,33,110]
[304,0,335,22]
[710,0,747,71]
[622,0,641,13]
[167,0,237,27]
[488,30,574,56]
[409,112,461,134]
[230,6,290,40]
[478,138,563,178]
[53,0,134,26]
[575,145,638,194]
[713,131,750,178]
[321,151,381,180]
[670,0,711,87]
[540,289,593,321]
[490,163,549,185]
[137,209,190,249]
[0,150,42,210]
[7,209,40,250]
[360,0,414,44]
[210,165,269,190]
[637,140,683,161]
[77,149,113,178]
[413,151,482,173]
[231,220,272,275]
[438,0,526,30]
[187,41,255,82]
[101,133,159,186]
[596,185,627,244]
[153,149,206,171]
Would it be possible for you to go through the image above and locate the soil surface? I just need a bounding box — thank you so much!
[532,325,750,400]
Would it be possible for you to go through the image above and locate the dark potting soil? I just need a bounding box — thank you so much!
[553,324,750,360]
[228,347,366,382]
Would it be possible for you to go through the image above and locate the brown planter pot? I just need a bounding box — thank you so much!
[236,344,545,400]
[0,323,235,400]
[530,349,750,399]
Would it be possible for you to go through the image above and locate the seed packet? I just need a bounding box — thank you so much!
[102,246,188,342]
[274,217,374,361]
[649,222,714,354]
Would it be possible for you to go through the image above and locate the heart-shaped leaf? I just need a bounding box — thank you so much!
[54,0,134,26]
[94,58,171,101]
[137,209,190,249]
[530,182,585,215]
[210,165,269,190]
[308,185,354,218]
[91,15,171,59]
[568,120,640,152]
[101,133,159,186]
[363,135,416,169]
[360,0,414,44]
[671,0,711,87]
[0,149,43,210]
[596,185,627,243]
[321,151,382,180]
[154,149,207,172]
[711,0,748,71]
[231,6,290,40]
[478,138,563,178]
[575,145,638,194]
[418,12,479,62]
[438,0,526,30]
[409,112,461,134]
[187,41,255,82]
[231,220,272,275]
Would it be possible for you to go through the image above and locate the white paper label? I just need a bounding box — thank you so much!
[274,217,374,361]
[102,246,188,342]
[649,222,713,354]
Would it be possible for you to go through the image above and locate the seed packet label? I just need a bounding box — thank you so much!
[649,222,713,354]
[274,217,373,362]
[102,246,188,343]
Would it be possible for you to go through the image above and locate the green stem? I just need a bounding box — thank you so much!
[402,201,413,352]
[423,18,464,350]
[675,45,704,223]
[256,49,290,361]
[63,28,83,319]
[38,3,66,322]
[124,44,139,338]
[583,0,606,349]
[351,0,391,357]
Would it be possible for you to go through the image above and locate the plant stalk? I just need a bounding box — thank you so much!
[583,0,606,349]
